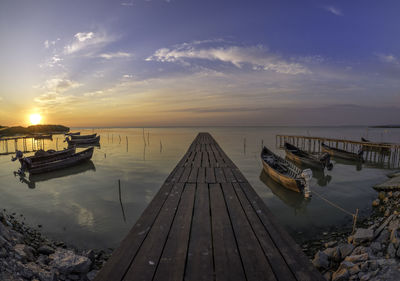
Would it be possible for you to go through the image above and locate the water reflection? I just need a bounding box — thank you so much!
[332,158,363,171]
[15,160,96,189]
[259,170,310,214]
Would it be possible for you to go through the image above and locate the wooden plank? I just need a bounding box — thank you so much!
[215,167,226,183]
[187,167,198,183]
[184,183,214,281]
[238,182,325,281]
[123,183,185,281]
[202,151,209,167]
[153,184,196,281]
[209,183,246,281]
[231,167,247,183]
[232,183,297,281]
[179,165,192,183]
[208,150,217,167]
[221,183,276,281]
[206,167,216,183]
[94,180,178,281]
[223,167,237,183]
[197,167,206,183]
[193,151,202,167]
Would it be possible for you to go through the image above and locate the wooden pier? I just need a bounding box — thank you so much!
[95,133,323,281]
[0,135,53,155]
[276,134,400,168]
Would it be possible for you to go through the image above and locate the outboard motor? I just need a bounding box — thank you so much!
[11,150,23,162]
[301,168,313,198]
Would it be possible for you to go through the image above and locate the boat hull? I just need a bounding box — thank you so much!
[261,161,302,192]
[71,133,97,140]
[321,143,362,161]
[67,135,100,145]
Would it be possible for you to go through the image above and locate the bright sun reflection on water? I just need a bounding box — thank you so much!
[29,114,42,125]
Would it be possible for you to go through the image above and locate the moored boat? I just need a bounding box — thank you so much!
[65,132,81,136]
[361,138,391,154]
[71,133,96,139]
[65,135,100,145]
[284,142,333,170]
[12,147,76,167]
[261,146,312,196]
[20,147,94,174]
[321,142,363,161]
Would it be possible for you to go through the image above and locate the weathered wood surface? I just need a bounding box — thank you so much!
[95,133,324,281]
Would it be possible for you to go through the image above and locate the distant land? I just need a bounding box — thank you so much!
[370,125,400,128]
[0,125,69,137]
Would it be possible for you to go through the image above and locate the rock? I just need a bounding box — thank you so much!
[344,253,369,263]
[50,249,92,274]
[383,197,389,204]
[84,249,96,261]
[323,247,338,259]
[358,272,371,281]
[387,243,396,258]
[38,245,55,255]
[347,236,353,244]
[87,270,98,281]
[68,274,80,280]
[339,243,354,258]
[372,199,380,207]
[38,270,57,281]
[332,268,349,281]
[0,222,11,241]
[376,229,390,243]
[378,191,386,201]
[384,209,390,217]
[312,251,330,270]
[393,191,400,197]
[370,242,382,253]
[338,260,355,270]
[369,260,378,271]
[390,228,400,248]
[388,191,393,197]
[14,244,35,262]
[360,261,369,271]
[353,228,374,244]
[349,264,360,275]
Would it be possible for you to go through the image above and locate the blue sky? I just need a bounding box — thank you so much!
[0,0,399,126]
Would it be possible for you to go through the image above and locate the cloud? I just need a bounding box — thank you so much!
[377,53,398,64]
[35,78,82,94]
[99,52,132,59]
[146,42,310,75]
[64,31,113,55]
[44,39,59,49]
[121,2,133,6]
[39,55,64,68]
[324,6,343,16]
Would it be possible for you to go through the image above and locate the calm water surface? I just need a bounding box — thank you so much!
[1,127,399,249]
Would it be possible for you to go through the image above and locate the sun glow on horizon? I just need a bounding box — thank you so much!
[29,114,42,125]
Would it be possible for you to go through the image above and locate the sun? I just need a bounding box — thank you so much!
[29,114,42,125]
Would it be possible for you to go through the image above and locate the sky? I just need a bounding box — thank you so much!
[0,0,399,127]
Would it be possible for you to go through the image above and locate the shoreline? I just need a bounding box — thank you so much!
[0,209,111,281]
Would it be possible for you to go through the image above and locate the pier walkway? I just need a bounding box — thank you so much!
[95,133,323,281]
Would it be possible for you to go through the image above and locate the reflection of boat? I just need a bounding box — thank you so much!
[261,146,312,195]
[26,147,94,174]
[259,170,309,213]
[284,142,332,170]
[65,132,80,136]
[66,136,100,145]
[15,161,96,189]
[321,142,363,161]
[71,133,97,139]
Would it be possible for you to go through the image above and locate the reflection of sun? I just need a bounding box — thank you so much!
[29,114,42,125]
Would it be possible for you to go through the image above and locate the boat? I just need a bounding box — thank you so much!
[284,142,333,170]
[261,146,312,196]
[12,147,76,167]
[361,138,391,154]
[321,142,363,161]
[65,132,80,136]
[65,135,100,145]
[19,147,94,174]
[71,133,97,139]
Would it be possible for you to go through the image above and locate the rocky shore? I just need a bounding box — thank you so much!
[0,210,111,281]
[309,190,400,281]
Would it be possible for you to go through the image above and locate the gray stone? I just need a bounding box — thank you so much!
[353,228,374,244]
[38,245,55,255]
[87,270,98,281]
[312,251,330,270]
[358,272,371,281]
[339,243,354,258]
[323,247,337,258]
[387,242,396,258]
[376,229,390,243]
[50,249,92,274]
[14,244,35,262]
[360,261,369,272]
[38,270,57,281]
[325,241,337,248]
[349,264,360,275]
[332,268,349,281]
[370,242,382,253]
[0,222,11,241]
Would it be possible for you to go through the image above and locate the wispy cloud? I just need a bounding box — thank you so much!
[376,53,398,64]
[64,31,113,55]
[121,2,133,6]
[146,42,310,75]
[324,6,343,16]
[99,52,132,59]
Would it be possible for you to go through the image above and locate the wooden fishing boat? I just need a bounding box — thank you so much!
[12,147,76,167]
[25,147,94,174]
[261,146,312,196]
[71,133,96,139]
[66,135,100,145]
[65,132,80,136]
[284,142,333,170]
[321,142,363,161]
[361,138,391,154]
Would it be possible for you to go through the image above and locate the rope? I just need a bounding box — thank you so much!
[311,188,355,217]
